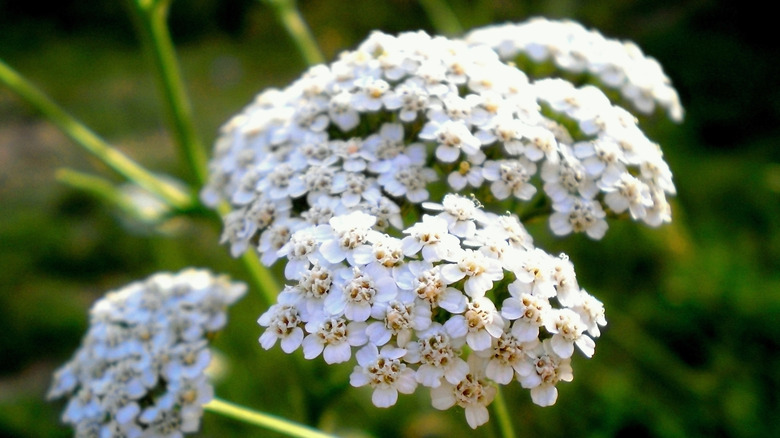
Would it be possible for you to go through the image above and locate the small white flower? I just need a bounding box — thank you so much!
[329,90,360,131]
[377,156,437,203]
[601,173,653,220]
[395,261,467,313]
[401,215,461,262]
[541,147,598,203]
[447,155,486,191]
[301,315,367,364]
[545,309,595,358]
[502,292,551,342]
[550,196,608,239]
[573,140,626,187]
[520,125,559,162]
[405,323,468,388]
[445,297,505,351]
[430,355,496,429]
[258,302,304,353]
[367,298,432,347]
[508,248,557,298]
[366,232,405,270]
[419,120,482,163]
[291,262,335,321]
[350,344,417,408]
[423,194,484,238]
[353,77,391,112]
[550,254,580,307]
[258,220,304,266]
[573,290,607,337]
[439,249,504,299]
[482,212,534,251]
[325,264,397,322]
[277,227,321,280]
[518,340,573,407]
[482,158,537,200]
[317,211,377,266]
[382,80,429,122]
[479,331,538,384]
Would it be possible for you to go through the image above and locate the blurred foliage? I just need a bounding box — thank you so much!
[1,0,778,437]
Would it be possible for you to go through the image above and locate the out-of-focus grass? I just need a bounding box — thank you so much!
[1,1,779,437]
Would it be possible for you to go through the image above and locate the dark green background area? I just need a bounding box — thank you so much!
[1,1,777,437]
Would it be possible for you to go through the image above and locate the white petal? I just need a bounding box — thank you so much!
[430,385,456,410]
[280,328,304,353]
[465,405,490,429]
[486,360,514,385]
[417,364,444,387]
[323,342,351,364]
[551,334,575,358]
[259,331,278,350]
[530,384,558,407]
[356,344,379,367]
[575,335,595,358]
[440,264,466,284]
[467,330,493,351]
[302,335,324,359]
[444,358,470,385]
[372,387,399,408]
[350,369,370,387]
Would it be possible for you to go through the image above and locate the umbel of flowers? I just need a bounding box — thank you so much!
[202,18,680,429]
[47,270,246,437]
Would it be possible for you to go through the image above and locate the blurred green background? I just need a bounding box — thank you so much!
[1,0,778,437]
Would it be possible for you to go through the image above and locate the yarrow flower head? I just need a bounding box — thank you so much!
[204,17,681,429]
[48,270,246,437]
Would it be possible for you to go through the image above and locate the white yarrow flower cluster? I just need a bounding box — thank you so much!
[48,270,246,437]
[202,19,679,429]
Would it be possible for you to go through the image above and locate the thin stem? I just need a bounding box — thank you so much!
[0,58,193,211]
[204,398,336,438]
[127,0,281,304]
[58,168,180,226]
[418,0,463,35]
[56,169,124,206]
[263,0,325,66]
[491,386,516,438]
[126,0,209,187]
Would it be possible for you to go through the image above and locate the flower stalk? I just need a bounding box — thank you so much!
[491,386,517,438]
[262,0,325,66]
[418,0,463,35]
[204,398,336,438]
[126,0,209,187]
[0,58,193,211]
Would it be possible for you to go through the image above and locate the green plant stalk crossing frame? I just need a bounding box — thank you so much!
[0,58,193,211]
[204,398,338,438]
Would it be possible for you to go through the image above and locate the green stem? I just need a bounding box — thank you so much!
[418,0,463,35]
[0,58,193,211]
[491,386,516,438]
[56,169,124,206]
[240,248,280,307]
[127,0,209,187]
[204,398,336,438]
[127,0,280,304]
[263,0,325,66]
